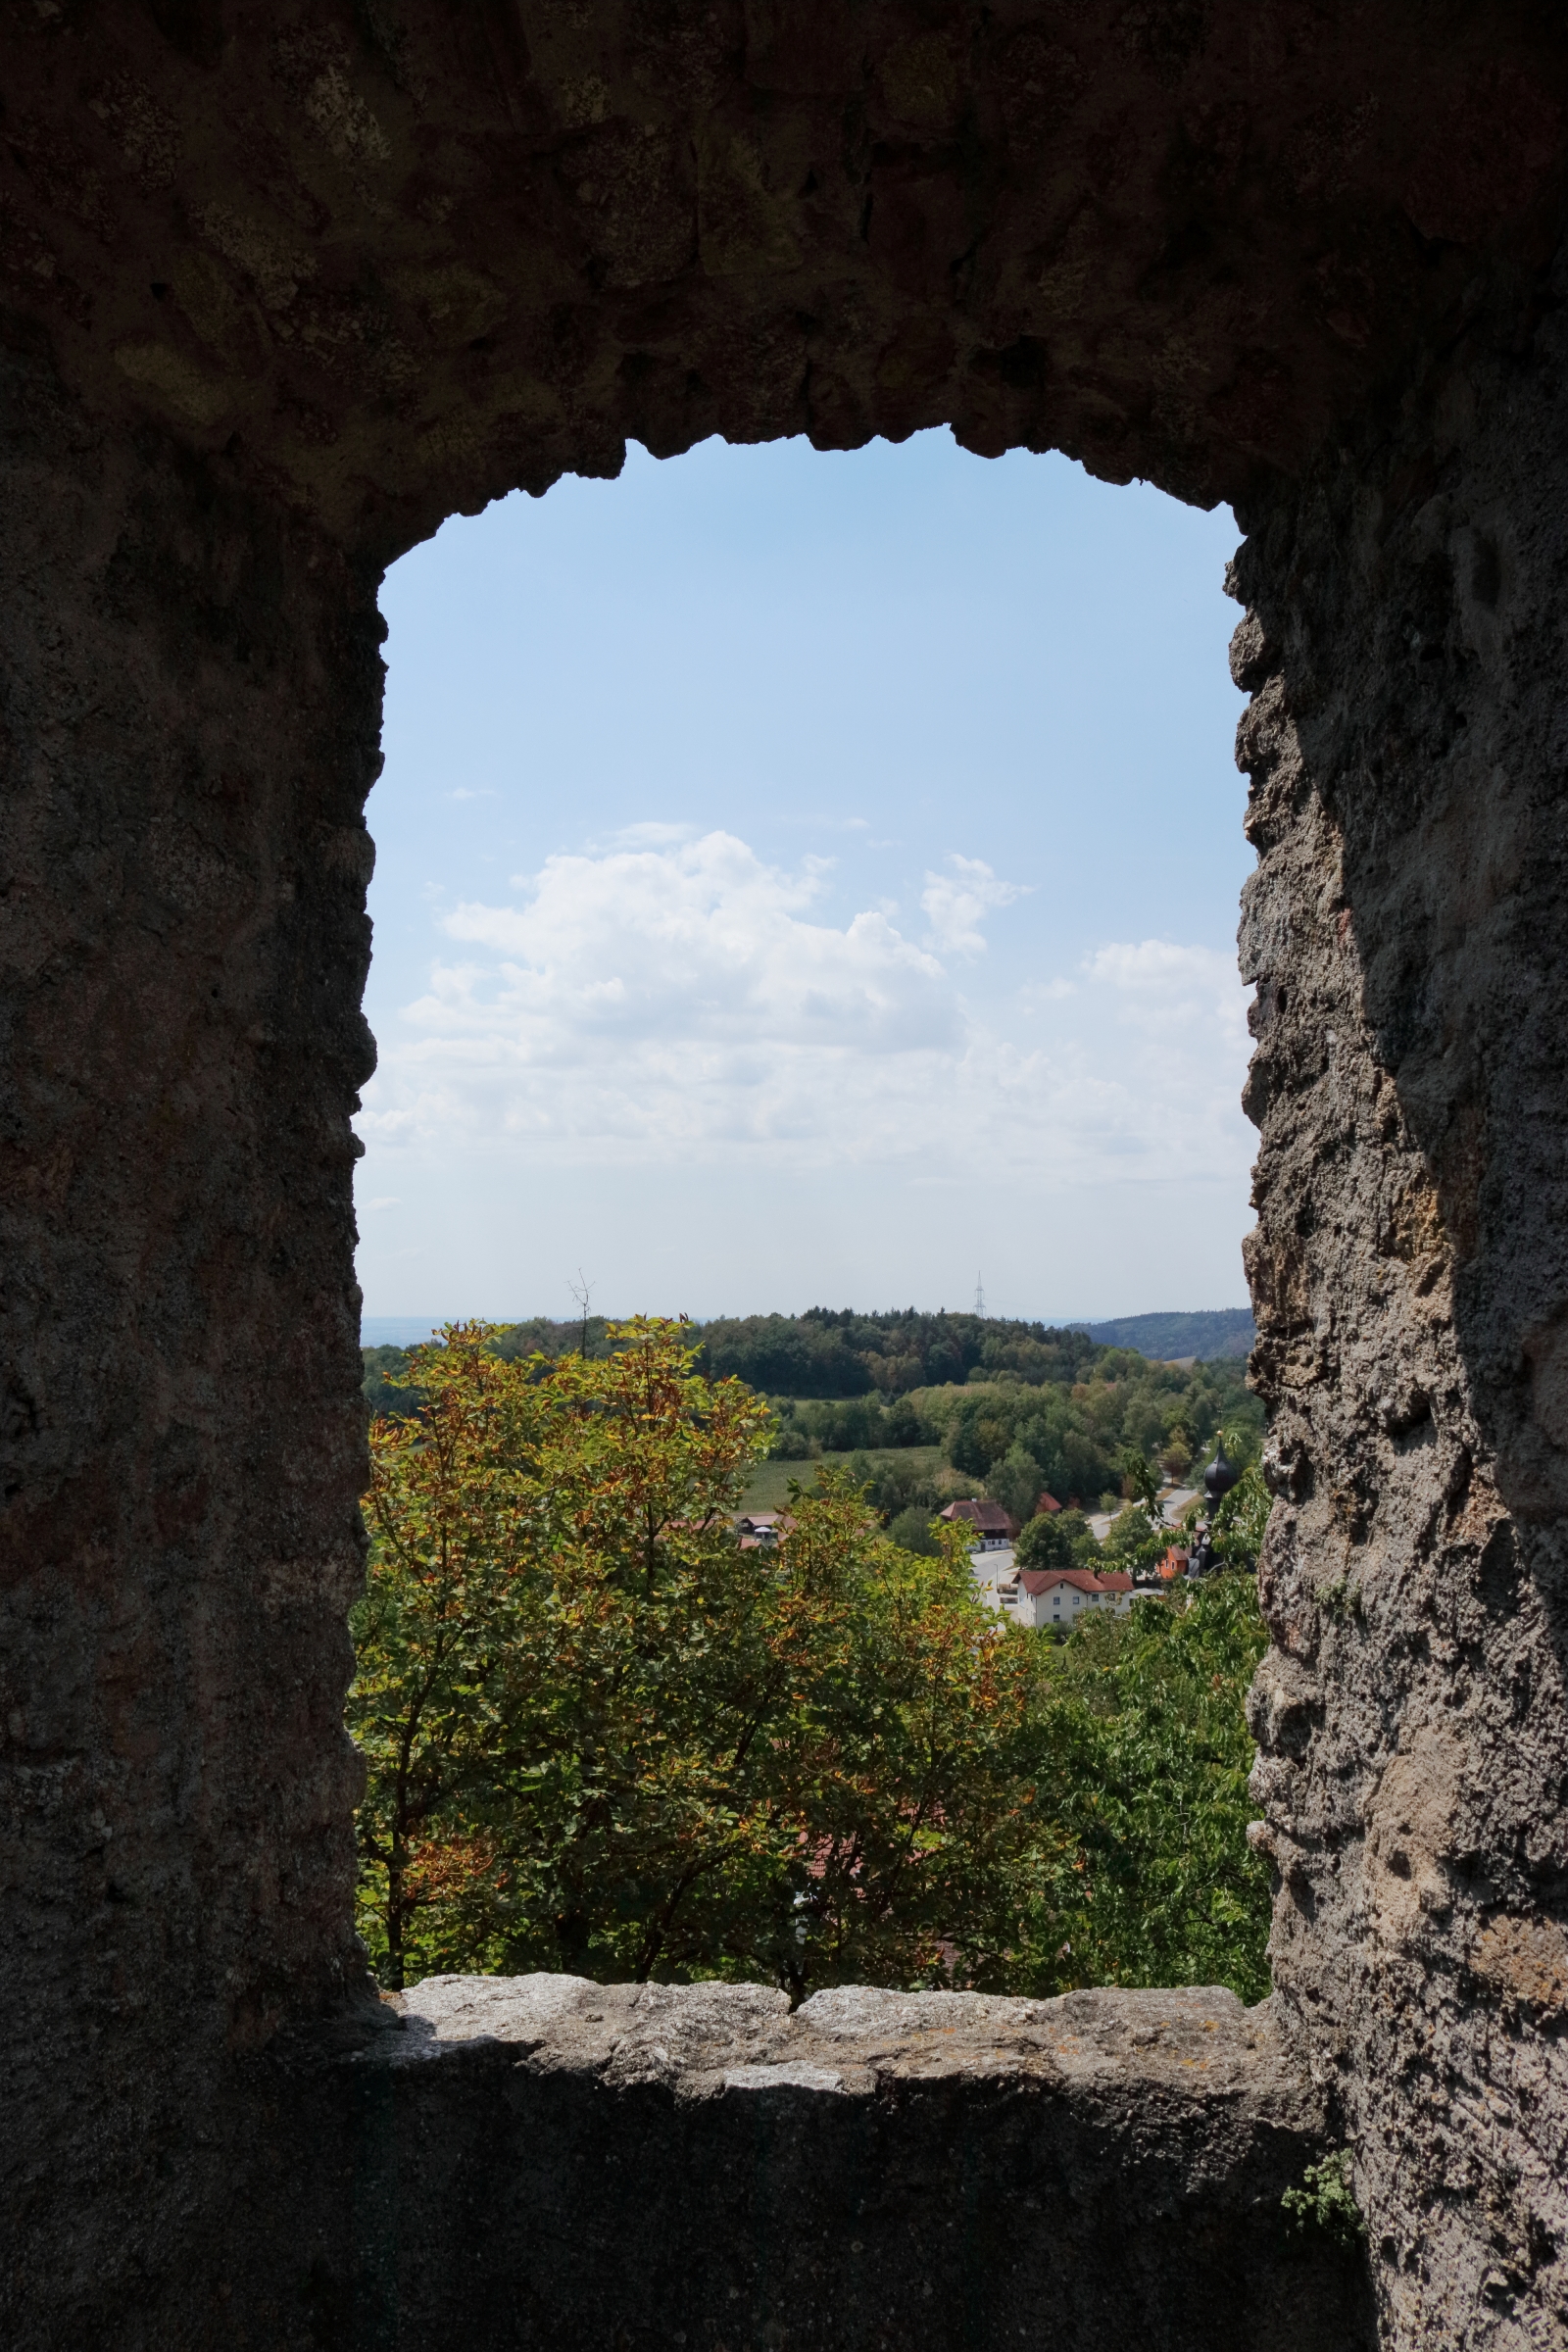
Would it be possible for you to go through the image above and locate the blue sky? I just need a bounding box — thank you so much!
[356,429,1252,1329]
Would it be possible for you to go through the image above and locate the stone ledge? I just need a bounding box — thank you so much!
[383,1975,1310,2127]
[296,1977,1375,2349]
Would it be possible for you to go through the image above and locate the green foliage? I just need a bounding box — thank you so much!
[1014,1509,1096,1572]
[1099,1508,1148,1561]
[767,1423,815,1461]
[363,1344,425,1420]
[488,1314,616,1362]
[1282,2149,1364,2245]
[1120,1449,1164,1519]
[766,1393,937,1459]
[858,1450,948,1521]
[948,1393,1014,1476]
[351,1325,1274,2018]
[920,1357,1261,1515]
[698,1308,1102,1399]
[1100,1501,1177,1581]
[1025,1573,1273,2003]
[888,1504,944,1557]
[351,1322,1058,2003]
[1159,1431,1193,1480]
[1210,1460,1270,1572]
[983,1443,1048,1530]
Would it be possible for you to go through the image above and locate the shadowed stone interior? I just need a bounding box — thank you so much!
[311,1977,1374,2349]
[2,5,1567,2345]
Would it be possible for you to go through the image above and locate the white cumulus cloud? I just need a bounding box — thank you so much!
[356,829,1252,1189]
[920,853,1030,956]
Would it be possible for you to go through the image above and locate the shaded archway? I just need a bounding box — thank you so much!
[3,7,1568,2343]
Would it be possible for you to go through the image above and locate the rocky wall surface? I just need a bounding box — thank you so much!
[0,2,1564,550]
[1235,258,1568,2347]
[303,1976,1374,2351]
[0,329,384,2343]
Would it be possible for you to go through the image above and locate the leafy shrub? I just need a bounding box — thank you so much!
[1282,2149,1363,2246]
[1211,1460,1270,1571]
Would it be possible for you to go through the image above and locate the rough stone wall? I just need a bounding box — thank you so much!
[306,1976,1375,2350]
[1236,260,1568,2347]
[0,2,1563,548]
[0,330,382,2339]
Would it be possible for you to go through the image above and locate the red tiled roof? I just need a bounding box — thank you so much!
[1036,1492,1062,1514]
[1018,1568,1109,1597]
[1097,1570,1134,1592]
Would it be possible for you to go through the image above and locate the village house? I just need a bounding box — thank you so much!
[998,1567,1136,1630]
[735,1512,793,1549]
[938,1498,1018,1550]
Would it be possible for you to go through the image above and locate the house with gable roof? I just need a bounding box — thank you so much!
[938,1498,1018,1550]
[999,1566,1136,1631]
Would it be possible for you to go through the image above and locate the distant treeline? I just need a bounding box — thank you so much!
[365,1308,1106,1415]
[364,1316,612,1418]
[699,1309,1108,1398]
[364,1308,1253,1417]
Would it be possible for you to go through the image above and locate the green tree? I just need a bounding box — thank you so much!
[862,1452,944,1522]
[1015,1507,1095,1572]
[948,1394,1012,1475]
[887,1503,944,1557]
[362,1343,425,1420]
[349,1327,554,1988]
[746,1494,1061,2002]
[984,1443,1047,1531]
[351,1318,771,1986]
[350,1321,1058,2001]
[1025,1573,1272,2001]
[1159,1427,1193,1480]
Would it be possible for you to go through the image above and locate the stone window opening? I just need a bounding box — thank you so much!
[5,9,1567,2346]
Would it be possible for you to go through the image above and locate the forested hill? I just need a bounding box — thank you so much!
[695,1309,1100,1397]
[362,1309,1264,1538]
[696,1307,1250,1395]
[1083,1309,1254,1362]
[365,1308,1094,1412]
[363,1306,1253,1416]
[362,1307,1259,1411]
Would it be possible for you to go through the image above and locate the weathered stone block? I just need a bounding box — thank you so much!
[299,1977,1371,2350]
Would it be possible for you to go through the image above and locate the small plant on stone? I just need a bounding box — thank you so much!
[1282,2147,1364,2245]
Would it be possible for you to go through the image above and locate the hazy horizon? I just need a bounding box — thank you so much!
[361,1302,1254,1348]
